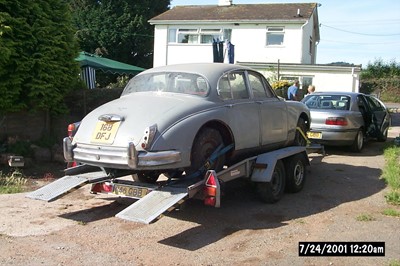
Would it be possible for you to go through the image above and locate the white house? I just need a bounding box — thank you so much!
[149,1,320,66]
[149,0,361,93]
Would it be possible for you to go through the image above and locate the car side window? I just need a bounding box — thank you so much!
[218,71,249,100]
[248,72,267,98]
[366,96,384,112]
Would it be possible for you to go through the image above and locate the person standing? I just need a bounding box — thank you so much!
[287,80,300,100]
[307,85,315,95]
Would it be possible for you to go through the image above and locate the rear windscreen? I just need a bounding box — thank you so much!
[302,95,350,110]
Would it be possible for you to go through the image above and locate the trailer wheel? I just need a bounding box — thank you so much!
[285,154,307,193]
[186,127,225,176]
[256,160,286,203]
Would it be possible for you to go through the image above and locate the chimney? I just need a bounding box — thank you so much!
[219,0,232,6]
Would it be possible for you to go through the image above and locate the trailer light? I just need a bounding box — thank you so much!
[204,170,220,207]
[326,117,348,126]
[204,196,216,206]
[91,182,113,193]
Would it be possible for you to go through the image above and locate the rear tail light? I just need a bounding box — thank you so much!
[67,122,81,139]
[67,123,76,138]
[326,117,348,126]
[141,124,157,150]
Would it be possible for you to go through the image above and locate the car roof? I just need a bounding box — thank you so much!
[138,63,254,83]
[310,92,363,97]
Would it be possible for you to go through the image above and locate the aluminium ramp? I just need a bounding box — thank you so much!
[116,186,188,224]
[26,171,109,202]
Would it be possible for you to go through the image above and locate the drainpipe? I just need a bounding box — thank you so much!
[300,20,309,64]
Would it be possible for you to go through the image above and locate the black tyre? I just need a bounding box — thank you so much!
[256,160,286,203]
[132,172,159,183]
[350,129,364,152]
[285,154,307,193]
[294,118,307,146]
[186,127,225,176]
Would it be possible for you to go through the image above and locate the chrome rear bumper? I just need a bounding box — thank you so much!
[63,138,181,170]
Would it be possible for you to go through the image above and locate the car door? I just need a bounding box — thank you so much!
[246,71,288,146]
[365,95,390,137]
[218,71,261,150]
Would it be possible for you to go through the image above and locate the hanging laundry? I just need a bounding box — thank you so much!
[228,42,235,64]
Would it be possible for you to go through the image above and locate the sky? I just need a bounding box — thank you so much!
[171,0,400,67]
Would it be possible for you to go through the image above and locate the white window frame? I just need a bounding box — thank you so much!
[266,27,285,46]
[168,28,231,44]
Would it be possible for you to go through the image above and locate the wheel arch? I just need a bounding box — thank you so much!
[194,120,234,148]
[192,120,235,158]
[299,112,311,131]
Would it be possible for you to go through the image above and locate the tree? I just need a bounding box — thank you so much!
[70,0,170,70]
[361,58,400,79]
[360,59,400,102]
[0,0,81,114]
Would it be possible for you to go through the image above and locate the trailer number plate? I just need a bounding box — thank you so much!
[113,184,149,199]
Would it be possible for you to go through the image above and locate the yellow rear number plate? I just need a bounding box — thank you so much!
[91,121,121,144]
[113,184,149,199]
[307,131,322,139]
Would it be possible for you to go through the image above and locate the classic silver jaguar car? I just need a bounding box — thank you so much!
[64,63,310,182]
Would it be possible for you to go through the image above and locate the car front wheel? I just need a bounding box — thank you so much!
[294,118,307,146]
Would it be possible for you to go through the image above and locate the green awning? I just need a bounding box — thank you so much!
[76,51,145,75]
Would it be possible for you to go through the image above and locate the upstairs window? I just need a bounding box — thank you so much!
[200,29,222,43]
[177,29,198,44]
[169,28,231,44]
[266,27,284,46]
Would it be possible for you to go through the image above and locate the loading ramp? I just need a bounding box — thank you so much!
[26,171,110,202]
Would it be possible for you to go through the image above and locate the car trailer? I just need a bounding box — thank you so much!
[27,144,312,224]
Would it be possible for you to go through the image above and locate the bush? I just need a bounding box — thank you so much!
[361,78,400,103]
[0,169,27,194]
[64,87,123,116]
[381,145,400,205]
[271,80,290,99]
[4,136,33,158]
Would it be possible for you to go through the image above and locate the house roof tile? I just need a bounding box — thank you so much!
[149,3,318,23]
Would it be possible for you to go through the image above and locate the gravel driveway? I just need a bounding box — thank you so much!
[0,113,399,266]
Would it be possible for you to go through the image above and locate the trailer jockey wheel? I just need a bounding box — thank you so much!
[256,160,286,203]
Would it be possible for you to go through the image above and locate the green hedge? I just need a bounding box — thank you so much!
[360,77,400,103]
[64,87,124,116]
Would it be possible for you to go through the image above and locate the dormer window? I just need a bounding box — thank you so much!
[266,27,285,46]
